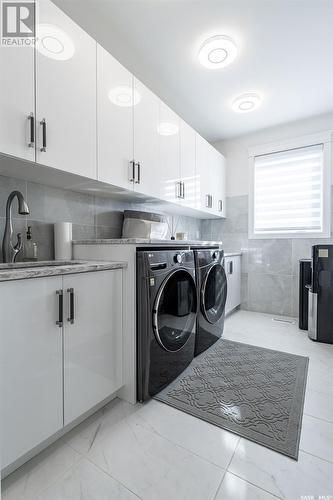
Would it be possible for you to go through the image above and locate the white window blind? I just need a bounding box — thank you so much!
[253,144,324,235]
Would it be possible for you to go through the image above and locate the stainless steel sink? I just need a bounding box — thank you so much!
[0,261,85,270]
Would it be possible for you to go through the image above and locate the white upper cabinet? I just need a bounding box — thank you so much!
[195,133,212,214]
[35,0,96,178]
[180,119,196,209]
[195,134,226,216]
[212,148,226,217]
[133,78,159,196]
[158,101,181,203]
[0,0,227,219]
[208,144,226,216]
[97,45,134,190]
[0,41,35,161]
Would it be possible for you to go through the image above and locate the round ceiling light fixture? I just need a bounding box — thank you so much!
[157,122,179,136]
[198,35,238,69]
[231,92,262,113]
[36,24,75,60]
[108,86,141,107]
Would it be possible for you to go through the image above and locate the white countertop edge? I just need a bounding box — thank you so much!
[72,238,223,246]
[0,260,127,282]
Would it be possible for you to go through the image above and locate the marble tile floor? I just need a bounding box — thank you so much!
[2,310,333,500]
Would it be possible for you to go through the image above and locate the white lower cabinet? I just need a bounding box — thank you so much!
[63,270,122,425]
[0,276,63,470]
[0,269,123,472]
[225,255,241,315]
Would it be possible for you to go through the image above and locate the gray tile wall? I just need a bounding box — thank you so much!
[6,172,331,318]
[0,175,201,262]
[201,194,333,317]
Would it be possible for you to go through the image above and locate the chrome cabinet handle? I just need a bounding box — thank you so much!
[135,161,141,184]
[67,288,75,324]
[218,199,223,212]
[176,182,181,198]
[28,112,34,147]
[229,260,233,274]
[129,160,135,182]
[56,289,63,327]
[40,118,47,152]
[206,194,212,208]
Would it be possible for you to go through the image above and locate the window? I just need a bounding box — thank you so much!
[249,132,332,239]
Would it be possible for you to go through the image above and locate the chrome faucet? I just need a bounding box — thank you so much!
[2,191,30,263]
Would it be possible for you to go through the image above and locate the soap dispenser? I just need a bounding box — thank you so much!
[23,226,38,262]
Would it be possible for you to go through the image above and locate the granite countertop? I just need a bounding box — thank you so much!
[224,252,242,257]
[0,260,127,282]
[72,238,223,246]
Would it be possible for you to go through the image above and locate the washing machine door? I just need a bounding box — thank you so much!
[153,269,197,352]
[201,263,227,324]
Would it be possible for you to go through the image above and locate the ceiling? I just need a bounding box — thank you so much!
[54,0,333,142]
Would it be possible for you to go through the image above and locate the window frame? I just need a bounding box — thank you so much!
[248,131,332,240]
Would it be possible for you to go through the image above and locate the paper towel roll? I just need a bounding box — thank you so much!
[54,222,72,260]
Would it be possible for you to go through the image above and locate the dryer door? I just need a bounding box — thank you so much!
[153,269,197,352]
[201,263,227,324]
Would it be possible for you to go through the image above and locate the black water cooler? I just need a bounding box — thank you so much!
[299,259,312,330]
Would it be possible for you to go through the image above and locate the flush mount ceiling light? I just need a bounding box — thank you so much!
[108,86,141,107]
[198,35,238,69]
[232,92,262,113]
[36,24,75,60]
[157,122,179,136]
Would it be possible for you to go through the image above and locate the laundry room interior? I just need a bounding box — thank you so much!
[1,1,333,499]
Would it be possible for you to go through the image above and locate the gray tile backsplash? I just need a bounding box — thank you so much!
[0,175,201,262]
[204,194,333,317]
[2,173,330,319]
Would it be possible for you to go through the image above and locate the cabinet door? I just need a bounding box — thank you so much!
[97,44,134,190]
[35,0,96,178]
[0,38,35,161]
[225,256,241,315]
[219,155,227,217]
[63,270,123,425]
[0,277,63,469]
[133,78,159,196]
[195,133,213,214]
[180,120,196,209]
[211,148,226,217]
[158,101,180,203]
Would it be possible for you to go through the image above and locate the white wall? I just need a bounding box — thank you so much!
[214,112,333,198]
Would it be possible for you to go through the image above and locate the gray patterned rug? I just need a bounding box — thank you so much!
[155,339,308,459]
